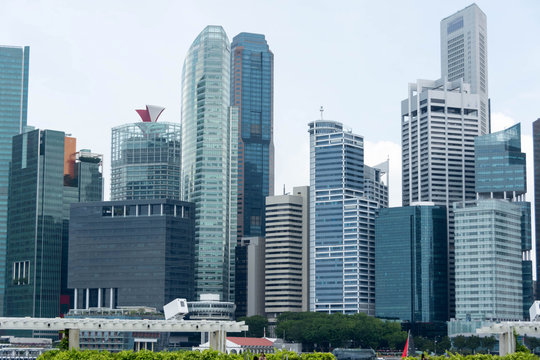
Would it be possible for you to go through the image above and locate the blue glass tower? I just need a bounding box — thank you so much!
[231,33,274,240]
[375,205,448,322]
[0,46,29,315]
[309,120,388,315]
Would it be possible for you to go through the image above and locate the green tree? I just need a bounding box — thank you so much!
[275,311,406,351]
[452,335,467,353]
[481,336,497,353]
[466,336,481,354]
[238,315,269,337]
[436,337,451,354]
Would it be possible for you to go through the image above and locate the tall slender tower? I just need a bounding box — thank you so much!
[441,4,489,133]
[0,45,29,315]
[181,26,238,301]
[309,120,388,315]
[230,33,274,240]
[533,119,540,299]
[401,78,480,318]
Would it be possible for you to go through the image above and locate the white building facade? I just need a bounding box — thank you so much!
[265,186,309,319]
[401,78,481,317]
[441,3,489,134]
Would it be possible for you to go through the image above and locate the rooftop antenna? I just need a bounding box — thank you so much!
[283,184,286,195]
[320,106,324,120]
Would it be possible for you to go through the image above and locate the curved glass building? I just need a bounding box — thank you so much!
[111,112,181,200]
[181,26,238,301]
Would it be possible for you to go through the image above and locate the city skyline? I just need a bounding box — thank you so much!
[2,1,538,208]
[0,0,538,333]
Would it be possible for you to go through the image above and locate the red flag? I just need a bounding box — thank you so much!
[401,331,410,359]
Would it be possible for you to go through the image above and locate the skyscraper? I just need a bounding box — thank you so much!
[265,186,309,321]
[375,205,448,322]
[441,4,489,133]
[401,78,480,317]
[0,45,29,314]
[181,26,238,301]
[234,236,265,318]
[68,199,195,309]
[111,105,181,200]
[231,33,274,240]
[5,129,103,317]
[533,119,540,299]
[309,120,388,315]
[453,124,531,323]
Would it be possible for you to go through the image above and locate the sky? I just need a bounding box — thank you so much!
[3,1,540,224]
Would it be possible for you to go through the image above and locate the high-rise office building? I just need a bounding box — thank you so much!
[454,200,523,321]
[401,78,480,317]
[5,129,103,317]
[68,199,195,309]
[264,186,309,320]
[375,205,448,322]
[234,236,265,318]
[309,120,388,315]
[441,4,489,133]
[454,124,531,322]
[181,26,238,301]
[111,105,181,200]
[0,45,29,314]
[533,119,540,299]
[231,33,274,241]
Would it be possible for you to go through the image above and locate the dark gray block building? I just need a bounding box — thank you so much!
[68,199,195,310]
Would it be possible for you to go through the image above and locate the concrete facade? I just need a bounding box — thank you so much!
[68,199,195,309]
[401,78,481,318]
[265,186,309,320]
[441,4,489,134]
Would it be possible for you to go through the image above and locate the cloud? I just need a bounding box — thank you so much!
[491,112,518,132]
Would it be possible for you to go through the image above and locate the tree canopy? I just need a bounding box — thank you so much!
[275,312,407,352]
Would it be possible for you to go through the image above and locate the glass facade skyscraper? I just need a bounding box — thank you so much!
[454,199,523,321]
[231,33,274,240]
[111,111,181,201]
[533,119,540,298]
[4,129,103,317]
[375,205,448,322]
[454,124,531,322]
[0,45,29,315]
[181,26,238,301]
[309,120,388,315]
[475,123,526,197]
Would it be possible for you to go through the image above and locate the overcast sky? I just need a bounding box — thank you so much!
[3,0,540,208]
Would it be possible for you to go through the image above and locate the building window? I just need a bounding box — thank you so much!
[102,206,112,217]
